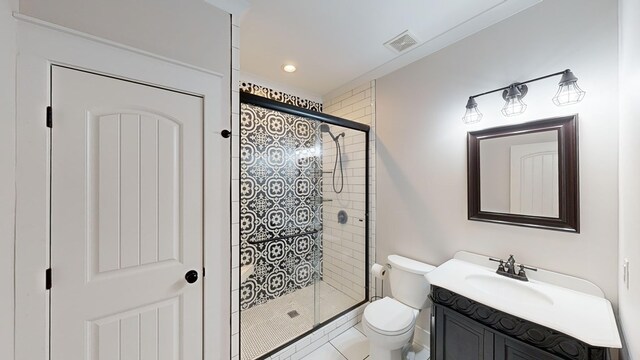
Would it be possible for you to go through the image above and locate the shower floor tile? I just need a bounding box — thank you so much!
[240,281,360,360]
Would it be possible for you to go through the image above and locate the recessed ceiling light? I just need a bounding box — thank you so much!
[282,64,297,73]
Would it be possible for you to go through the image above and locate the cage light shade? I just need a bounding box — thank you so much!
[462,97,482,124]
[553,70,585,106]
[504,84,522,99]
[501,96,527,116]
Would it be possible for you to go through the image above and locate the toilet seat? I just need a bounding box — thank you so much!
[363,297,417,336]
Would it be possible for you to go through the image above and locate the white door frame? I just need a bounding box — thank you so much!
[14,15,230,360]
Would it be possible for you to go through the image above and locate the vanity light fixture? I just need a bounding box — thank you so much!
[501,83,528,117]
[552,70,586,106]
[282,64,297,73]
[462,69,585,124]
[462,97,483,124]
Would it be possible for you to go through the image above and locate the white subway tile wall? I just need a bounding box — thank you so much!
[231,13,241,360]
[322,82,377,303]
[321,127,367,301]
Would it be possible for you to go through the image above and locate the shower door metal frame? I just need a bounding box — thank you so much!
[238,91,370,360]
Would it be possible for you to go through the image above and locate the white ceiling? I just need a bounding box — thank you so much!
[240,0,541,98]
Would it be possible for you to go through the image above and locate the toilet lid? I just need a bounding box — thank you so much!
[364,297,416,336]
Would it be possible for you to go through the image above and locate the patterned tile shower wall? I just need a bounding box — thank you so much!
[239,85,324,310]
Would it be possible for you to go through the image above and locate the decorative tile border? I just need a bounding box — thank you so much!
[240,82,323,112]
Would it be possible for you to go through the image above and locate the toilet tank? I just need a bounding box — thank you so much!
[388,255,436,310]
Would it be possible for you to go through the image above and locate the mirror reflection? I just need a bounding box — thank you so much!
[480,130,559,217]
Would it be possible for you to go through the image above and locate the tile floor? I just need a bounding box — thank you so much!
[300,321,430,360]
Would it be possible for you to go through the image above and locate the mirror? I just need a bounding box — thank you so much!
[468,115,579,232]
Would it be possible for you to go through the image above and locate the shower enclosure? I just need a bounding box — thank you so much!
[239,92,369,360]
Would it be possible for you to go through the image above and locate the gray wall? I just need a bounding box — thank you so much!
[19,0,230,73]
[376,0,619,333]
[618,0,640,357]
[0,1,17,359]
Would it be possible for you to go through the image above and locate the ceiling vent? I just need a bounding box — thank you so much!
[384,30,419,53]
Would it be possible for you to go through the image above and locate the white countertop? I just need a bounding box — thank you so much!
[426,259,621,348]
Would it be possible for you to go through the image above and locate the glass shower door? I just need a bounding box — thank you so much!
[239,93,368,360]
[315,123,368,325]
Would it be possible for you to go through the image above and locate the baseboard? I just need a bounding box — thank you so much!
[414,325,430,349]
[617,318,631,360]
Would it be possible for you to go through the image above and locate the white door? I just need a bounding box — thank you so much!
[510,141,559,217]
[50,66,204,360]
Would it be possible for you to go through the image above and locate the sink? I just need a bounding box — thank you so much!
[425,258,622,348]
[464,274,554,306]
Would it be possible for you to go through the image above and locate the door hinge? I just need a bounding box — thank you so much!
[202,267,206,277]
[46,106,52,128]
[45,268,52,290]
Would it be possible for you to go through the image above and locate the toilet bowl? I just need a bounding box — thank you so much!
[362,297,419,360]
[362,255,435,360]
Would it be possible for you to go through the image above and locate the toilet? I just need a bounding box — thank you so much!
[362,255,435,360]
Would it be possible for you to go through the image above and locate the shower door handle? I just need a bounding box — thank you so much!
[185,270,199,284]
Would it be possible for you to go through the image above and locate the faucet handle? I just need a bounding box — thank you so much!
[518,264,538,272]
[517,264,538,277]
[489,258,506,272]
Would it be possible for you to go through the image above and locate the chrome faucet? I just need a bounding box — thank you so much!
[490,255,537,281]
[504,255,517,274]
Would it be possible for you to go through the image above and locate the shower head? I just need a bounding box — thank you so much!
[321,123,345,194]
[320,124,344,141]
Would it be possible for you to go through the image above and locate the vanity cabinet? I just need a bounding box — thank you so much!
[433,305,563,360]
[433,304,495,359]
[494,333,565,360]
[430,286,611,360]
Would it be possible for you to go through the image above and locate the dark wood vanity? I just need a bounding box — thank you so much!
[430,286,611,360]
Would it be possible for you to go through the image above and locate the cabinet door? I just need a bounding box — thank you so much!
[494,334,564,360]
[434,305,494,360]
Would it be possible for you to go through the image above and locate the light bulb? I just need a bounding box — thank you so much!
[501,97,527,117]
[282,64,297,73]
[501,84,527,117]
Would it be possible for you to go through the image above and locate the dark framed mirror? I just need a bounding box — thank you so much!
[467,115,579,232]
